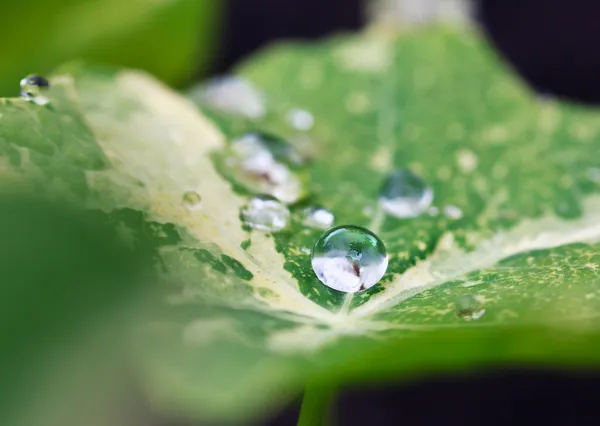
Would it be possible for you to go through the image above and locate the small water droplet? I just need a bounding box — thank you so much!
[302,206,334,230]
[241,195,290,232]
[455,295,486,321]
[192,76,265,119]
[20,74,50,105]
[311,225,388,293]
[443,205,463,220]
[379,169,433,218]
[286,108,314,131]
[427,206,439,216]
[182,191,202,210]
[223,132,306,203]
[301,247,311,255]
[588,167,600,183]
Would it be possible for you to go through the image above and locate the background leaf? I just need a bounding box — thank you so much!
[3,24,600,423]
[0,0,220,96]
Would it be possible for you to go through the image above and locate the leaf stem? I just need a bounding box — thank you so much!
[298,383,336,426]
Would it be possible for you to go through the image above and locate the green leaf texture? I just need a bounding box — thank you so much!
[3,26,600,422]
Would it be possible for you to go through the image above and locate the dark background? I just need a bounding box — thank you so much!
[201,0,600,424]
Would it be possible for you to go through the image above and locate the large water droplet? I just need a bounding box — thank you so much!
[182,191,202,210]
[311,225,388,293]
[191,76,265,119]
[222,132,306,203]
[20,74,50,105]
[302,206,334,230]
[241,195,290,232]
[455,295,486,321]
[286,108,315,131]
[379,169,433,218]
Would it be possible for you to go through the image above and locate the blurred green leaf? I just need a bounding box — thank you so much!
[0,0,220,96]
[0,192,149,426]
[4,24,600,425]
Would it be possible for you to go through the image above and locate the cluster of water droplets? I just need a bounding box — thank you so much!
[15,69,479,307]
[187,74,473,297]
[20,74,50,105]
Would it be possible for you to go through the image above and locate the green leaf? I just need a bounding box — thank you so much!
[0,193,149,426]
[0,0,220,96]
[4,25,600,424]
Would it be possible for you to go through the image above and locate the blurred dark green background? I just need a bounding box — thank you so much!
[0,0,220,96]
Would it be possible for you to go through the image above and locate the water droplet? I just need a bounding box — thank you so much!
[588,167,600,183]
[191,76,265,119]
[182,191,202,210]
[311,225,388,293]
[455,295,486,321]
[379,169,433,218]
[427,206,439,216]
[443,205,463,220]
[286,108,314,131]
[241,195,290,232]
[302,206,334,230]
[222,132,306,203]
[20,74,50,105]
[301,247,311,255]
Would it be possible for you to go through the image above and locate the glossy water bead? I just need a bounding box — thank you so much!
[379,169,433,218]
[311,225,388,293]
[225,132,305,204]
[20,74,50,105]
[241,195,290,232]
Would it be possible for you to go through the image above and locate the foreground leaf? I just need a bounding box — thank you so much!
[3,25,600,423]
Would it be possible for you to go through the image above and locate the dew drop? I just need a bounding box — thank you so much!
[455,295,486,321]
[379,169,433,218]
[241,195,290,232]
[20,74,50,105]
[191,76,265,119]
[223,132,306,203]
[443,204,463,220]
[302,206,334,230]
[182,191,202,210]
[286,108,315,131]
[427,206,440,216]
[588,167,600,183]
[311,225,388,293]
